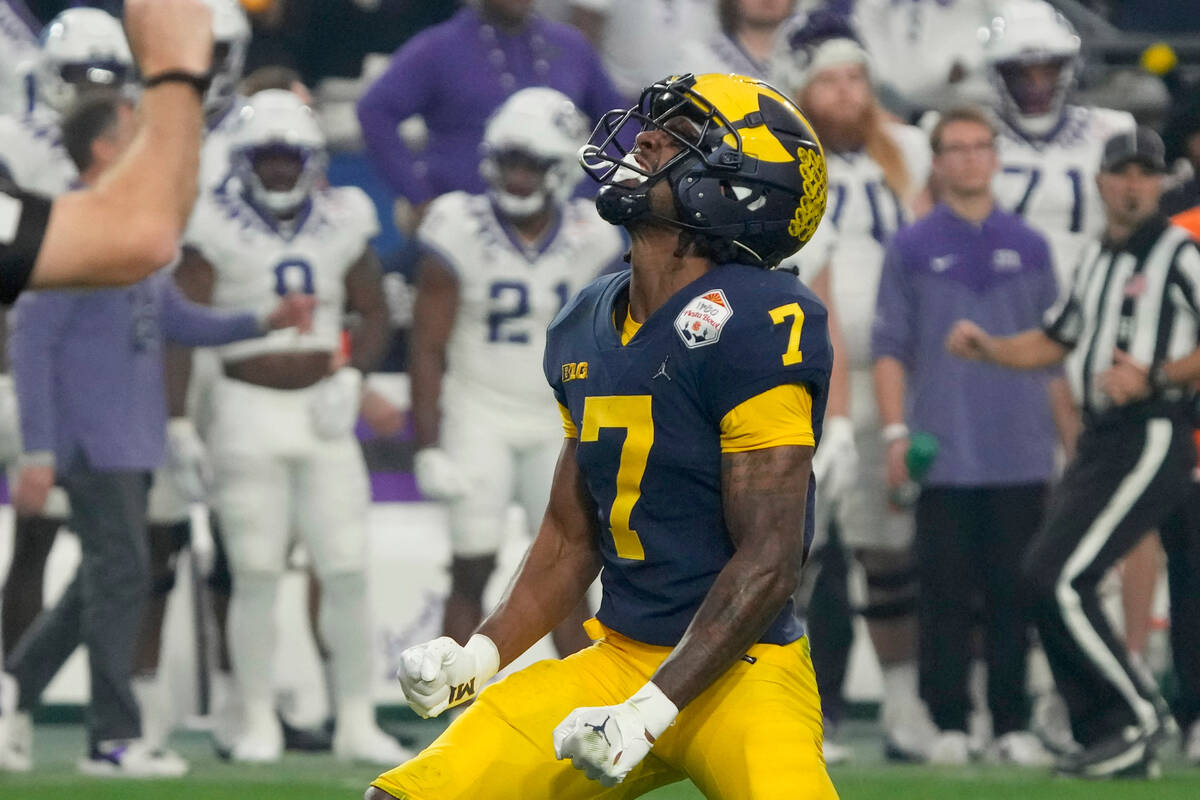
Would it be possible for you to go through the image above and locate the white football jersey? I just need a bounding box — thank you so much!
[0,106,76,195]
[418,191,624,415]
[0,3,38,117]
[185,182,379,362]
[817,123,931,369]
[994,105,1135,285]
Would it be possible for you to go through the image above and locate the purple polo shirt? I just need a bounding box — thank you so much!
[871,204,1060,487]
[356,7,627,206]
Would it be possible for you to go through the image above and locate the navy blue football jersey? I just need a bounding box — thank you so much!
[544,264,832,647]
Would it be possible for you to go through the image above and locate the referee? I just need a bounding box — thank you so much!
[946,126,1200,778]
[0,0,213,303]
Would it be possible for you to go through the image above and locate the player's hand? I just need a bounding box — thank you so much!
[1099,349,1151,406]
[397,634,499,719]
[266,293,316,333]
[166,417,211,502]
[123,0,213,78]
[945,320,993,362]
[13,463,54,517]
[553,682,678,787]
[361,386,406,437]
[413,447,468,500]
[812,415,857,503]
[309,367,363,439]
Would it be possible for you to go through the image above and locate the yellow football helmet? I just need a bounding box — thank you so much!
[579,73,827,267]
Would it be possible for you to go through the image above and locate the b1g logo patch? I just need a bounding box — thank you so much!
[675,289,733,349]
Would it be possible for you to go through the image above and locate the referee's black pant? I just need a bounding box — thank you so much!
[1023,415,1195,748]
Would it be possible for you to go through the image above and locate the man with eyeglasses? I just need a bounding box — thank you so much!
[873,105,1068,766]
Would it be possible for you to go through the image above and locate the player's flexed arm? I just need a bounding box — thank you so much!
[395,437,602,718]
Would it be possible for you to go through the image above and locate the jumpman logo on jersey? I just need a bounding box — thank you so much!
[653,356,671,381]
[585,716,612,747]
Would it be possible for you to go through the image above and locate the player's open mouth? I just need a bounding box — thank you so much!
[612,152,649,187]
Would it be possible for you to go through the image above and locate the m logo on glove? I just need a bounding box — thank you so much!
[448,679,477,705]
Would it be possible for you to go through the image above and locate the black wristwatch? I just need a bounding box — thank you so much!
[1149,363,1171,395]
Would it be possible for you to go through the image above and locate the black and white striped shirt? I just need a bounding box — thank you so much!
[1044,215,1200,423]
[0,177,48,304]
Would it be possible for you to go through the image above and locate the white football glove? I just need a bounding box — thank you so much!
[166,417,211,502]
[309,367,363,439]
[553,682,678,787]
[397,634,500,719]
[0,375,21,464]
[413,446,468,501]
[812,415,858,505]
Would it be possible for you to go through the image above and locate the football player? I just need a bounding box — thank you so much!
[0,1,39,116]
[172,90,408,766]
[776,11,939,763]
[1,6,134,710]
[984,0,1135,284]
[368,72,837,799]
[410,87,623,658]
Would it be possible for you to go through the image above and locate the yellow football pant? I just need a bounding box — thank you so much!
[372,620,838,799]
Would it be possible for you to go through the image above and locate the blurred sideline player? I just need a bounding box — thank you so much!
[369,71,836,799]
[174,90,406,765]
[0,5,133,670]
[0,0,39,115]
[678,0,795,79]
[776,11,938,762]
[981,0,1138,753]
[128,0,256,758]
[410,87,623,657]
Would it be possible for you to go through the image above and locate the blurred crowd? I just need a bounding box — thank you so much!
[0,0,1199,781]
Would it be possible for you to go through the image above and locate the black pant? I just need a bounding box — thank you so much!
[916,483,1046,735]
[6,466,151,745]
[1160,480,1200,732]
[1023,417,1194,747]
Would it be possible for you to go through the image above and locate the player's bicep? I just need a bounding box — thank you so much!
[344,247,387,315]
[174,246,216,304]
[411,251,459,351]
[721,445,813,570]
[539,438,603,557]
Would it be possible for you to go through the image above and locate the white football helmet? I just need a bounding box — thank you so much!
[229,90,327,216]
[36,8,134,114]
[981,0,1081,138]
[479,87,589,218]
[202,0,251,118]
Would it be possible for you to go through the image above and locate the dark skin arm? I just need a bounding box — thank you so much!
[408,252,458,449]
[476,438,604,667]
[651,443,813,708]
[164,247,215,416]
[343,247,392,373]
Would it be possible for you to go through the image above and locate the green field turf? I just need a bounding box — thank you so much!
[1,722,1197,799]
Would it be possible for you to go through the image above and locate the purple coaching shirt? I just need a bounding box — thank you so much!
[356,7,628,206]
[872,203,1061,487]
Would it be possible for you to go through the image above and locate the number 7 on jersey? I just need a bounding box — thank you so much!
[580,395,652,560]
[769,302,805,365]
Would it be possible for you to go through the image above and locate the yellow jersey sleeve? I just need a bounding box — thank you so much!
[719,384,815,453]
[559,402,578,439]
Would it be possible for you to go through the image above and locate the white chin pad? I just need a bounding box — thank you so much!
[612,152,648,185]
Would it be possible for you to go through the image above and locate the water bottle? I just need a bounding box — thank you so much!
[890,432,939,508]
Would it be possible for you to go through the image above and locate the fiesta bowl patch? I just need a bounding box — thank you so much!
[675,289,733,348]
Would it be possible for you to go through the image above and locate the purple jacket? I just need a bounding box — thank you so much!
[356,7,627,205]
[872,204,1060,487]
[9,270,261,472]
